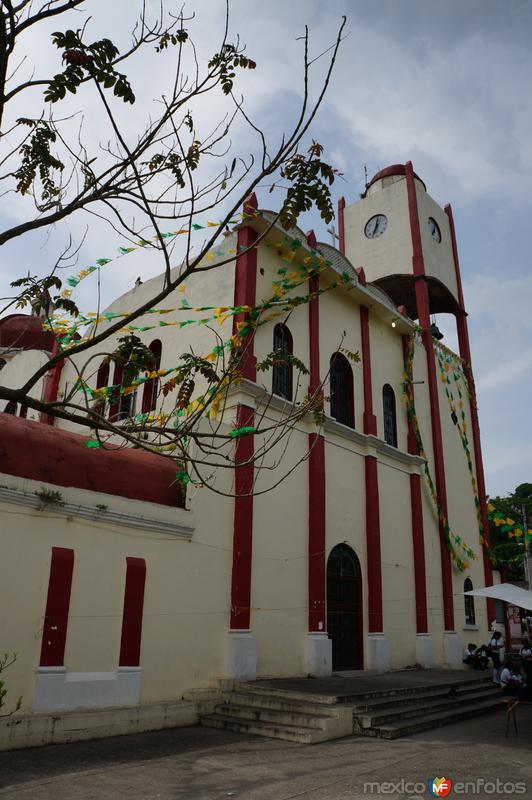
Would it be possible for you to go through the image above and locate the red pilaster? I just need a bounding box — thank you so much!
[230,403,255,630]
[119,557,147,667]
[360,305,377,435]
[365,455,383,632]
[40,547,74,667]
[446,203,495,623]
[403,335,429,634]
[308,433,326,631]
[40,341,64,425]
[233,194,259,382]
[406,161,454,631]
[360,303,383,632]
[307,246,326,632]
[338,196,346,255]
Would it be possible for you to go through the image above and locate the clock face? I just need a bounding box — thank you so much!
[428,217,441,243]
[365,214,388,239]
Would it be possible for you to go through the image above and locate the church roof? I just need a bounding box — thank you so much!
[0,313,55,351]
[0,414,184,508]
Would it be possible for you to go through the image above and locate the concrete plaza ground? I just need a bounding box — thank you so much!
[1,705,531,800]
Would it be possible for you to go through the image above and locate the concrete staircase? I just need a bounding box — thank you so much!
[200,682,353,744]
[353,677,502,739]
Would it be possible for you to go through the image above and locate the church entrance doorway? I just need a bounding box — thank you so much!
[326,544,363,671]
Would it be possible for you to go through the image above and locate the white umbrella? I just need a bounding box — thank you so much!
[464,582,532,610]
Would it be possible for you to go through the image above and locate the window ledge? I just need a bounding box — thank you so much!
[463,624,479,631]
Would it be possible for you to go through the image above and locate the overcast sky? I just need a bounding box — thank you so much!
[1,0,530,498]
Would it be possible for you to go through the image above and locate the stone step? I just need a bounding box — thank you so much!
[228,691,342,717]
[360,697,503,740]
[233,681,337,705]
[214,702,333,730]
[200,712,320,744]
[354,687,500,729]
[352,682,499,714]
[236,677,492,705]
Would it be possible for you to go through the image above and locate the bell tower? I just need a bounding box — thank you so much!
[339,161,495,651]
[341,163,460,319]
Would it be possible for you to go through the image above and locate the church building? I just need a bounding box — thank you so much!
[0,163,499,748]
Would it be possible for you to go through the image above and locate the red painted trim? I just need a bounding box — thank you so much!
[40,342,65,425]
[363,164,426,197]
[233,226,258,381]
[410,473,429,633]
[0,415,185,507]
[308,433,326,632]
[119,557,147,667]
[306,229,317,250]
[401,330,429,637]
[356,267,366,286]
[365,455,383,632]
[406,162,454,631]
[39,547,74,667]
[338,197,346,255]
[445,203,495,622]
[308,274,320,395]
[360,305,377,435]
[230,404,255,630]
[405,162,425,278]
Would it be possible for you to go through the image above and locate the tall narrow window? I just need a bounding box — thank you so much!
[330,353,354,427]
[3,400,17,415]
[464,578,476,625]
[109,363,137,421]
[382,384,397,447]
[272,324,293,401]
[94,361,110,418]
[142,339,162,413]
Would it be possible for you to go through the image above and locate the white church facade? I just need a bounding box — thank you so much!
[0,163,499,747]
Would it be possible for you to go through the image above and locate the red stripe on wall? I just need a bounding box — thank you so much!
[406,162,454,632]
[410,474,429,633]
[360,305,377,436]
[308,433,326,632]
[445,203,495,623]
[338,196,346,255]
[40,547,74,667]
[230,403,255,630]
[308,274,320,395]
[402,335,429,634]
[233,226,258,381]
[365,455,383,632]
[40,341,65,426]
[119,557,147,667]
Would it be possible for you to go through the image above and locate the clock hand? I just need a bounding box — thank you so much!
[373,218,379,236]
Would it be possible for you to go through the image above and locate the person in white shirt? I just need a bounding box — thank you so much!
[489,631,504,684]
[519,638,532,682]
[499,660,522,696]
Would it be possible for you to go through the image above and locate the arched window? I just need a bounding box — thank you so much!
[382,384,397,447]
[330,353,354,427]
[142,339,162,413]
[272,324,293,401]
[464,577,476,625]
[4,400,17,415]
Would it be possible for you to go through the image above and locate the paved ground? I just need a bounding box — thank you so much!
[1,706,531,800]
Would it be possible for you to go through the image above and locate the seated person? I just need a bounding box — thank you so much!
[499,660,524,695]
[463,643,488,670]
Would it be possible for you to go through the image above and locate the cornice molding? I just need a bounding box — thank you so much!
[0,485,194,540]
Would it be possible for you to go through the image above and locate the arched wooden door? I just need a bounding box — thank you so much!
[326,544,363,671]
